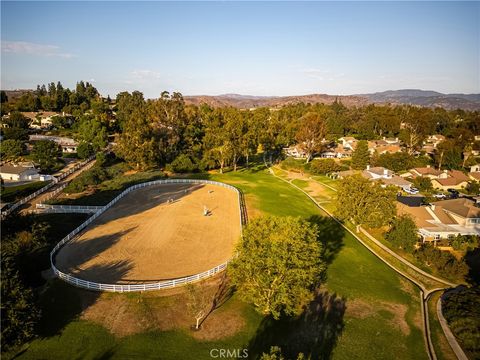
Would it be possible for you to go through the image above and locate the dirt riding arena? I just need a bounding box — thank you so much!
[55,183,241,284]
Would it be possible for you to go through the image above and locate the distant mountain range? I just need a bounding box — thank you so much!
[184,93,369,109]
[359,90,480,110]
[184,90,480,111]
[3,88,480,111]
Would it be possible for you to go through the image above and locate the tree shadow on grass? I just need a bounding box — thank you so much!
[198,272,236,328]
[464,247,480,286]
[37,260,133,338]
[308,215,345,268]
[37,227,135,338]
[247,290,346,360]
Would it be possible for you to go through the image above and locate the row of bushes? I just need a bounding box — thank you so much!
[442,286,480,359]
[279,157,349,175]
[63,153,112,193]
[414,244,468,280]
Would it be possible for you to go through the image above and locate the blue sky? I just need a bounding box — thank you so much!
[1,1,479,98]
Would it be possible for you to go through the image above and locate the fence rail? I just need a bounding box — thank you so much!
[50,178,246,292]
[1,155,95,218]
[34,204,103,214]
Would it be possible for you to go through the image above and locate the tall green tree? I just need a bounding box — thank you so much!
[229,216,324,319]
[386,215,418,252]
[351,140,370,170]
[295,112,327,163]
[0,139,26,161]
[31,140,61,172]
[335,175,397,231]
[115,106,156,170]
[76,116,107,151]
[1,262,40,350]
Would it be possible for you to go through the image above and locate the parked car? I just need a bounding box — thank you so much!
[447,188,459,198]
[405,187,419,195]
[433,193,447,199]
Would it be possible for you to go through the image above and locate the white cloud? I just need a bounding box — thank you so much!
[131,69,161,80]
[1,40,75,58]
[299,68,345,81]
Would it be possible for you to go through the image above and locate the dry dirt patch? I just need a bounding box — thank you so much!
[80,277,245,340]
[346,299,410,335]
[55,183,241,284]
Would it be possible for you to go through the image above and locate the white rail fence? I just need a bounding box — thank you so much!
[33,204,103,214]
[50,179,246,292]
[1,155,96,218]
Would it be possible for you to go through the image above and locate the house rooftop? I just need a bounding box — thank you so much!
[0,164,36,175]
[412,167,442,176]
[397,203,435,228]
[432,198,480,219]
[365,166,394,177]
[470,172,480,181]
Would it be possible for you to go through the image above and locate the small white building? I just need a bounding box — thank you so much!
[0,164,39,181]
[29,135,78,153]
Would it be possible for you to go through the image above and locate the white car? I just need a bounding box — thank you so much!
[434,193,447,199]
[405,187,419,195]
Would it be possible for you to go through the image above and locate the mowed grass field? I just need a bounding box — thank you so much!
[6,165,427,360]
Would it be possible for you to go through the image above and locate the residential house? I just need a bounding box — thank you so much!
[319,143,351,158]
[0,164,39,182]
[431,170,470,190]
[362,165,413,191]
[401,166,445,179]
[20,111,60,129]
[469,164,480,182]
[283,145,307,159]
[367,137,402,155]
[337,137,358,151]
[29,135,78,153]
[421,134,445,154]
[397,198,480,242]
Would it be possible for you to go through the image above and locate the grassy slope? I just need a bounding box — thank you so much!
[1,181,50,203]
[8,166,427,360]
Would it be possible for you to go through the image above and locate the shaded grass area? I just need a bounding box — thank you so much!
[1,181,50,203]
[427,292,457,360]
[51,168,166,206]
[8,164,427,360]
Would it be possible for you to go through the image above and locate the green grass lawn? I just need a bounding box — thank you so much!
[1,181,50,203]
[6,165,428,360]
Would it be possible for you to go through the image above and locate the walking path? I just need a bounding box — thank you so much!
[269,166,467,360]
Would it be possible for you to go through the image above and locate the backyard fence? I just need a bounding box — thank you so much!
[1,154,96,218]
[50,179,246,292]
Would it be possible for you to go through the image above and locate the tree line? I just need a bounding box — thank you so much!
[113,91,480,172]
